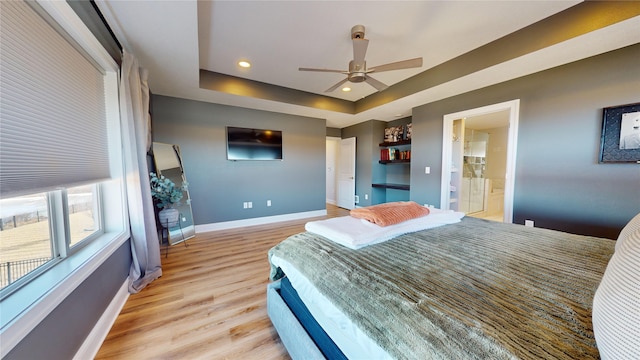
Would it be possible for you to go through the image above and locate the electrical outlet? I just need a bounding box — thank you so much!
[248,202,253,209]
[525,220,534,227]
[267,200,271,207]
[354,195,359,204]
[365,194,368,200]
[425,166,431,174]
[243,202,248,209]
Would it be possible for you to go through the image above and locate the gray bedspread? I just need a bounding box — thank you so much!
[268,217,615,359]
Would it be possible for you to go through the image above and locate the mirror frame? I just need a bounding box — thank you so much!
[152,142,195,245]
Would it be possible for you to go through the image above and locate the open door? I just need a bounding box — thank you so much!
[337,137,356,210]
[441,100,519,223]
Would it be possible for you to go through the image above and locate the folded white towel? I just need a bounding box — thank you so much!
[305,208,465,249]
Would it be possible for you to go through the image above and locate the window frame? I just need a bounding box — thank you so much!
[66,184,105,252]
[0,1,129,356]
[0,184,106,297]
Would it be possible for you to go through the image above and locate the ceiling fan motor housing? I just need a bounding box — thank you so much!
[351,24,365,39]
[348,60,366,82]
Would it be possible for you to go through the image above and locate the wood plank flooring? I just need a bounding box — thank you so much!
[96,204,349,360]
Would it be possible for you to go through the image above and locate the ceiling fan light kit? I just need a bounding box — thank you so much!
[299,24,423,93]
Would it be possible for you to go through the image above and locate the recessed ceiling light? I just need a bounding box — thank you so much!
[342,87,351,92]
[238,60,251,68]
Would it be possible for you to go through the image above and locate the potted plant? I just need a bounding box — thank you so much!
[149,172,187,228]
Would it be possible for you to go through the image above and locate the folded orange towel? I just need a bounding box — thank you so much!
[350,201,430,227]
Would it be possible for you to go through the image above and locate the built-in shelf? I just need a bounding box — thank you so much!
[379,139,411,147]
[379,139,411,163]
[379,159,411,164]
[372,183,410,191]
[374,130,412,203]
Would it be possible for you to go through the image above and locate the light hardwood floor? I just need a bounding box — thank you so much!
[96,204,349,360]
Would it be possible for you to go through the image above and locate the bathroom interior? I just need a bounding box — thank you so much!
[450,112,509,222]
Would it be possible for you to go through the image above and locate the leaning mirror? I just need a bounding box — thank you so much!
[152,142,195,245]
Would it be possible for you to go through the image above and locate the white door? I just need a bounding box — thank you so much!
[337,137,356,210]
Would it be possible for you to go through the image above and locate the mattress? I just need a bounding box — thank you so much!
[279,276,347,360]
[272,256,391,359]
[268,216,616,359]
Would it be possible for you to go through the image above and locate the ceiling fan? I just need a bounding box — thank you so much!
[299,25,423,93]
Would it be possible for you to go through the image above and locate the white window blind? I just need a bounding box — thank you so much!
[0,1,110,198]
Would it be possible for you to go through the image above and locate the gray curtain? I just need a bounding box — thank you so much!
[120,50,162,293]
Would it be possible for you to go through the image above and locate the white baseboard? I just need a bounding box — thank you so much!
[326,199,336,205]
[73,280,129,360]
[195,209,327,233]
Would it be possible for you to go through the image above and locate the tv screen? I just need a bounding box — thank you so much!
[226,126,283,160]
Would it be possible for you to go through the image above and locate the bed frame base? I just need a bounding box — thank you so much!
[267,280,326,360]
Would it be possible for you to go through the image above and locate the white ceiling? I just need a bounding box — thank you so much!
[96,1,640,128]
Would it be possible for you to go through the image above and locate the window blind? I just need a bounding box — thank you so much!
[0,1,111,198]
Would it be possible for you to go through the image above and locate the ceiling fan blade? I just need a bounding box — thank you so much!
[352,38,369,64]
[364,75,388,92]
[325,78,349,93]
[299,67,347,74]
[369,57,423,73]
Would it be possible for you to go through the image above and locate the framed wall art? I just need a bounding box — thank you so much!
[599,102,640,163]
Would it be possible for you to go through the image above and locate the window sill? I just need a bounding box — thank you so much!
[0,230,129,357]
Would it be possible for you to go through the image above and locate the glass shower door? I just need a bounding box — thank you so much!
[459,130,488,215]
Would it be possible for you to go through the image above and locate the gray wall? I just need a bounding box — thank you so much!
[326,127,341,137]
[151,95,327,224]
[411,44,640,239]
[6,241,131,360]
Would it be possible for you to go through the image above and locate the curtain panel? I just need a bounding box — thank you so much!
[120,50,162,293]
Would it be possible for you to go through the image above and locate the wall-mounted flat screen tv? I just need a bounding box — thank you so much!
[226,126,283,160]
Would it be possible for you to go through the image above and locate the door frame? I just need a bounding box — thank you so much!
[440,99,520,222]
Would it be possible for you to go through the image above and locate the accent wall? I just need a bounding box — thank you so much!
[151,95,327,225]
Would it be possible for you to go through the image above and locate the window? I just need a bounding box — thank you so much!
[67,184,101,249]
[0,184,104,292]
[0,192,52,290]
[0,0,113,295]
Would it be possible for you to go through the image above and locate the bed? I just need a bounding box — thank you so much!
[267,210,640,359]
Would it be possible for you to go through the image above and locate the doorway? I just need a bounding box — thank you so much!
[459,115,509,221]
[440,100,519,223]
[326,136,356,210]
[337,137,356,210]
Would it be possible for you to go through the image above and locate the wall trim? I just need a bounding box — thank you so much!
[73,280,129,360]
[195,209,327,233]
